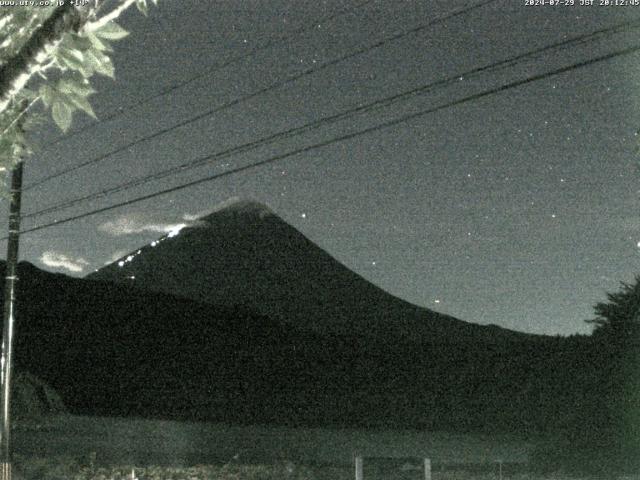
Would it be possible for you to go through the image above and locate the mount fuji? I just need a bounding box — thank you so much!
[88,198,530,344]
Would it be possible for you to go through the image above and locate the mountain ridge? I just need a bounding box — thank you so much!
[0,261,579,432]
[88,198,539,343]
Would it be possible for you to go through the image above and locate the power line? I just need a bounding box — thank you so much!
[15,42,640,238]
[22,17,640,220]
[38,0,376,151]
[25,0,498,192]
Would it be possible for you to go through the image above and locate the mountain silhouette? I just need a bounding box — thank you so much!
[0,261,581,432]
[88,198,531,344]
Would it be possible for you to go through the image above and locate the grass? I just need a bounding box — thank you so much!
[13,414,530,467]
[11,455,640,480]
[10,415,638,479]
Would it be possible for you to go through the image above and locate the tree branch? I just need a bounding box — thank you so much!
[0,14,14,32]
[0,97,40,139]
[0,3,93,115]
[83,0,137,33]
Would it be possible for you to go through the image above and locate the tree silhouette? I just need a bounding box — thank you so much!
[583,276,640,475]
[588,276,640,344]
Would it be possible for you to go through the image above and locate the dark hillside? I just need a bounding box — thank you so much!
[0,262,585,435]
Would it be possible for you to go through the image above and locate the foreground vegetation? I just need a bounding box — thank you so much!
[4,272,640,479]
[12,455,640,480]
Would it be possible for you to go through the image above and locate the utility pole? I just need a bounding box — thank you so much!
[0,142,25,480]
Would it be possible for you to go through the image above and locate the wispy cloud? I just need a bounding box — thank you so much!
[40,252,90,273]
[97,211,197,237]
[97,198,251,237]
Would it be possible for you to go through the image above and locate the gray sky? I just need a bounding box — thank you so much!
[6,0,640,335]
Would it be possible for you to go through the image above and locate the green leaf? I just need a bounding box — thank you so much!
[94,21,129,41]
[136,0,148,16]
[87,32,113,52]
[51,101,73,132]
[66,91,97,119]
[57,77,95,98]
[39,85,56,107]
[86,50,115,79]
[63,46,84,62]
[62,33,93,52]
[55,47,86,73]
[53,76,97,119]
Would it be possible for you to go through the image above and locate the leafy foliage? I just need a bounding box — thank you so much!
[588,275,640,343]
[137,0,159,17]
[37,20,129,132]
[533,278,640,476]
[588,278,640,473]
[0,2,158,183]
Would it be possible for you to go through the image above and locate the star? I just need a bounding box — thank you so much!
[19,1,635,338]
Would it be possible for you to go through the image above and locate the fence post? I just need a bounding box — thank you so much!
[355,456,363,480]
[424,458,431,480]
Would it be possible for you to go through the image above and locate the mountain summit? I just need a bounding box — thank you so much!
[88,199,528,343]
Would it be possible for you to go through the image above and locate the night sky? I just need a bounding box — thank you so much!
[5,0,640,336]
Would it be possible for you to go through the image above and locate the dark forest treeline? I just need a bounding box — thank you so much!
[536,277,640,475]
